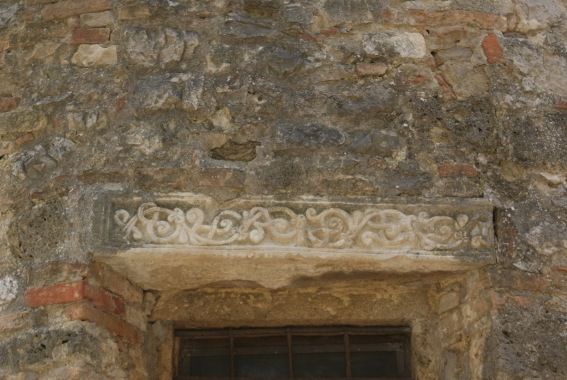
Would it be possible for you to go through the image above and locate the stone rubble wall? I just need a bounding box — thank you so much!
[0,0,566,378]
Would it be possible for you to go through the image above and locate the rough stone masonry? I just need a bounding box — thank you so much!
[0,0,567,379]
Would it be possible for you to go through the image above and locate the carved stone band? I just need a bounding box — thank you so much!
[109,195,494,253]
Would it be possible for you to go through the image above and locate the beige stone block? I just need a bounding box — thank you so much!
[80,11,115,28]
[0,311,29,332]
[72,44,117,67]
[438,292,461,314]
[356,62,388,77]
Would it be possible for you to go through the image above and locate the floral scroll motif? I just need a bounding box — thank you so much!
[114,202,492,251]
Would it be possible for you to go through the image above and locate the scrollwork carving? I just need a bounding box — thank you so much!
[113,202,492,251]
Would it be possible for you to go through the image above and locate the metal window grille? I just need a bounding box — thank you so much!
[174,326,412,380]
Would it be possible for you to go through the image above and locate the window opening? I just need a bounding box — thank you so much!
[174,326,412,379]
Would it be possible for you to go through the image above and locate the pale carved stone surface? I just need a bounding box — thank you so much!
[108,195,494,253]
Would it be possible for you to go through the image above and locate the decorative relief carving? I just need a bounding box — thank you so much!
[113,200,493,252]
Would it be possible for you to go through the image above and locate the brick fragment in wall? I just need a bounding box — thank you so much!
[0,98,20,112]
[63,302,142,344]
[88,262,143,305]
[482,33,504,64]
[25,280,126,316]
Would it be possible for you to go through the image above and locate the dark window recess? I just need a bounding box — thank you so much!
[174,327,412,380]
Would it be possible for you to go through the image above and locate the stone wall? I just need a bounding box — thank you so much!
[1,0,567,378]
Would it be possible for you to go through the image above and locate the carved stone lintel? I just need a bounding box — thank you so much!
[105,194,494,254]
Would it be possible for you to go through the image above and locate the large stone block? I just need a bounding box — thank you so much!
[91,193,495,289]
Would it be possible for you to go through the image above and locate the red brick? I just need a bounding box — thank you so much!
[71,27,111,45]
[25,281,84,306]
[407,9,507,30]
[42,0,112,21]
[25,280,125,315]
[557,100,567,110]
[88,262,143,305]
[83,281,126,315]
[554,266,567,273]
[482,33,504,64]
[64,302,142,344]
[437,163,478,178]
[0,98,20,112]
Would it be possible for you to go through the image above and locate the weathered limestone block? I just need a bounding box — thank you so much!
[80,11,115,28]
[0,276,18,306]
[322,0,376,26]
[132,73,205,111]
[223,15,279,38]
[123,27,199,67]
[440,61,490,98]
[71,44,117,67]
[363,32,427,59]
[0,4,19,28]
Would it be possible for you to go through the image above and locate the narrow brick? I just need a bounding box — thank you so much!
[42,0,112,21]
[64,302,142,344]
[25,280,125,315]
[88,262,143,305]
[25,281,85,306]
[438,163,477,178]
[83,281,125,315]
[557,100,567,110]
[71,27,111,45]
[0,98,20,112]
[482,33,504,64]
